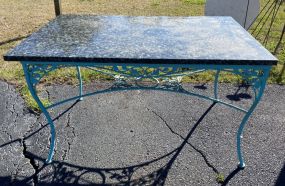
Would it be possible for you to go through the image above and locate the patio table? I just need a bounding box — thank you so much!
[4,15,277,168]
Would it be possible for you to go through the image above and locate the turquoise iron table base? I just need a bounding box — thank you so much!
[21,61,271,168]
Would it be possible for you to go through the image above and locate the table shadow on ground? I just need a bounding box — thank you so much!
[275,163,285,186]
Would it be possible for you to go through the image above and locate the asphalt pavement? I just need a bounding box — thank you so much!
[0,81,284,185]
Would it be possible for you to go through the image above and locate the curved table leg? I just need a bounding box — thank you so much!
[214,70,220,100]
[22,63,56,164]
[76,66,83,101]
[236,67,271,168]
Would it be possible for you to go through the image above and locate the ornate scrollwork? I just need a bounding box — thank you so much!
[24,63,269,100]
[88,66,200,90]
[87,66,197,78]
[26,64,64,86]
[227,69,264,88]
[24,64,195,90]
[226,68,267,100]
[111,74,184,93]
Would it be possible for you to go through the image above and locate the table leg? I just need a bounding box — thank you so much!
[236,67,271,168]
[214,70,221,100]
[76,66,83,101]
[22,63,56,164]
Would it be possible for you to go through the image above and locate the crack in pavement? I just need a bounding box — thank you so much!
[62,112,76,161]
[22,138,39,185]
[11,142,24,182]
[45,89,51,102]
[2,86,26,142]
[20,114,42,185]
[1,82,42,185]
[147,107,219,175]
[3,97,13,141]
[1,129,13,141]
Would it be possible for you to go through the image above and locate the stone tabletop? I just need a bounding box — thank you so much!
[4,15,277,65]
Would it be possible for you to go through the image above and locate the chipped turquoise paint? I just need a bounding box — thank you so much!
[21,61,271,168]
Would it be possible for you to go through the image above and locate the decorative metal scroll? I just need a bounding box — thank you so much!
[25,64,267,100]
[26,64,65,86]
[86,66,198,78]
[225,68,266,99]
[86,66,202,91]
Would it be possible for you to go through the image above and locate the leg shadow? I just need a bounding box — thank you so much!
[194,83,208,90]
[226,84,252,101]
[275,163,285,186]
[277,64,285,84]
[221,167,242,186]
[0,35,29,46]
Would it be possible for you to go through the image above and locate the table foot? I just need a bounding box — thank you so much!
[45,159,53,164]
[22,62,57,164]
[238,163,246,169]
[45,122,56,164]
[236,66,271,171]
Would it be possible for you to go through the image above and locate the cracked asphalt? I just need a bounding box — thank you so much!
[0,81,285,185]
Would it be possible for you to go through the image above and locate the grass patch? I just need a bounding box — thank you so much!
[151,1,160,7]
[19,85,51,113]
[182,0,205,5]
[249,0,285,84]
[216,173,225,184]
